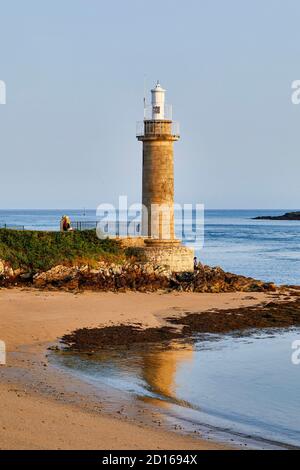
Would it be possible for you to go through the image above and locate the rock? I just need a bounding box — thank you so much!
[78,265,89,273]
[171,264,277,294]
[19,272,33,281]
[33,265,78,287]
[0,260,4,275]
[0,260,14,280]
[90,269,100,275]
[263,282,277,292]
[13,268,23,277]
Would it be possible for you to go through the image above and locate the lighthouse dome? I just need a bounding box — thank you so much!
[151,81,165,92]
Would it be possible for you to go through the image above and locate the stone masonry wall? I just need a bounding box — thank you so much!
[142,140,175,239]
[136,245,194,273]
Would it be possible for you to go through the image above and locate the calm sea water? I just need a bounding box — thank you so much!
[55,329,300,449]
[0,209,299,285]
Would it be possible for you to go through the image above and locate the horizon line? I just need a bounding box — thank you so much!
[0,208,299,212]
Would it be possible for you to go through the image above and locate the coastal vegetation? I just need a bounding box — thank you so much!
[0,229,123,271]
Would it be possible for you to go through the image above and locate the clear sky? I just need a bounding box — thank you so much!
[0,0,299,209]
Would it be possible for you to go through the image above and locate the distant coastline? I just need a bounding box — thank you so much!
[253,211,300,221]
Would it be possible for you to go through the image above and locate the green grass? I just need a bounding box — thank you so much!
[0,229,124,272]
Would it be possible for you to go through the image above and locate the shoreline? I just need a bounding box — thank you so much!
[0,287,282,450]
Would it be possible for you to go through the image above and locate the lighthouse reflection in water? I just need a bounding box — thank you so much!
[55,329,300,448]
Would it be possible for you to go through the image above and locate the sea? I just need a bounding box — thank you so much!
[1,208,299,285]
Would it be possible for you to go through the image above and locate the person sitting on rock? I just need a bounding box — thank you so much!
[60,215,72,232]
[194,256,198,271]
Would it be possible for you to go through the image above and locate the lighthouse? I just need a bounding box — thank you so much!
[137,81,179,241]
[136,82,194,272]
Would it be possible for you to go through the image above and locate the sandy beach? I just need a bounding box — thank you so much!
[0,288,275,450]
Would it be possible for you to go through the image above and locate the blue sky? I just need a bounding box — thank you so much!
[0,0,299,209]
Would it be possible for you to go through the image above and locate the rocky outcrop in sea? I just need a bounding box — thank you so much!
[253,211,300,220]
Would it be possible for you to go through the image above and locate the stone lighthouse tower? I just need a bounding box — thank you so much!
[136,82,194,272]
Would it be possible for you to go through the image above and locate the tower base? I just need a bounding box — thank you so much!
[141,244,194,273]
[118,238,195,273]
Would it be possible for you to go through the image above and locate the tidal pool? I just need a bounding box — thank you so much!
[54,328,300,449]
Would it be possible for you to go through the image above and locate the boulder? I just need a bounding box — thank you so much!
[0,260,14,280]
[33,265,78,288]
[0,260,4,276]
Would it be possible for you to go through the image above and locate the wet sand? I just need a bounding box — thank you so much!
[0,288,276,450]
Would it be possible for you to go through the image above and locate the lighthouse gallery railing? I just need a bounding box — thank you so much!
[136,120,180,138]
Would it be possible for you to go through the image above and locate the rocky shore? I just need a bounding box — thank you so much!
[0,258,277,293]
